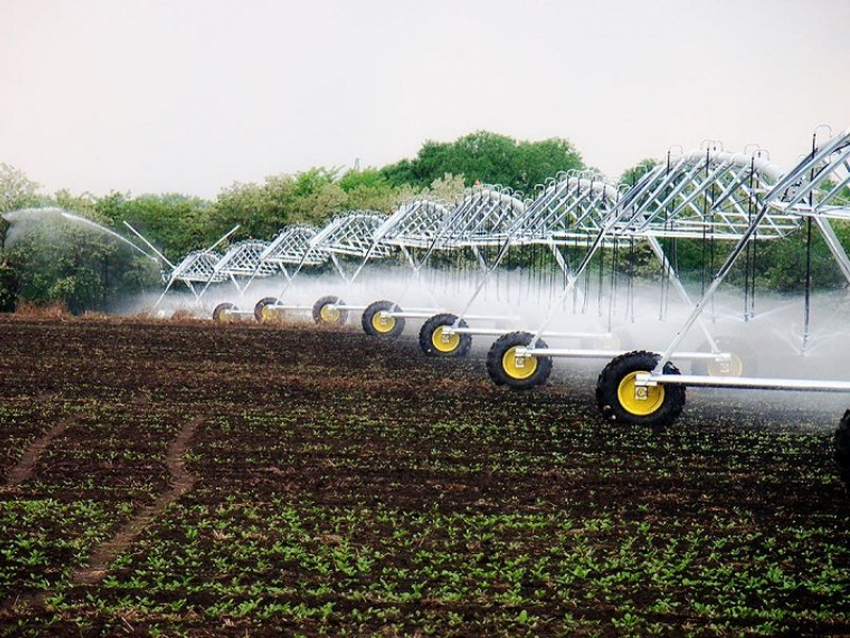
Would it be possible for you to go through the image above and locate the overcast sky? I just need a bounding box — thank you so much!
[1,0,848,199]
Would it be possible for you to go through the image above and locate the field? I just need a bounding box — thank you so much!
[0,315,848,636]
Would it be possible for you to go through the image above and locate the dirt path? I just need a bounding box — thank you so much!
[71,416,202,585]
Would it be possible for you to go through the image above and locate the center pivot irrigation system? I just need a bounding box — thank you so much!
[415,169,707,365]
[592,127,850,427]
[250,210,398,327]
[241,187,540,338]
[350,184,531,340]
[481,145,793,392]
[63,124,850,486]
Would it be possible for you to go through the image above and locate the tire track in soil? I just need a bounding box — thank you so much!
[0,406,82,618]
[71,416,203,585]
[0,416,202,618]
[2,412,81,489]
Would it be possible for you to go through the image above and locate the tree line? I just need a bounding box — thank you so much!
[0,131,848,314]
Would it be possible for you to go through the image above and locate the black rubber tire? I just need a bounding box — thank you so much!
[212,302,237,323]
[486,331,553,390]
[362,300,405,338]
[835,410,850,488]
[254,297,279,323]
[691,335,758,377]
[596,350,686,427]
[312,296,348,325]
[419,313,472,358]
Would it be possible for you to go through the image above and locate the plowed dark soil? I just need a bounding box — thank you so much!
[0,315,848,636]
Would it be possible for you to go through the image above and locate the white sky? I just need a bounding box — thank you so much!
[1,0,848,199]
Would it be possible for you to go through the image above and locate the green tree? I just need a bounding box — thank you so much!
[8,216,158,313]
[0,163,41,213]
[381,131,584,194]
[54,189,99,218]
[0,254,17,311]
[753,219,850,291]
[95,192,212,258]
[514,138,586,192]
[1,163,43,251]
[422,173,467,203]
[209,168,352,240]
[619,158,659,186]
[210,179,280,240]
[417,132,518,188]
[286,169,348,225]
[337,168,409,212]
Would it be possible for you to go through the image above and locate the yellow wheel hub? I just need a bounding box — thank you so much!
[707,353,743,377]
[261,304,279,322]
[320,304,340,323]
[431,326,460,353]
[502,346,538,380]
[372,311,396,333]
[617,371,665,416]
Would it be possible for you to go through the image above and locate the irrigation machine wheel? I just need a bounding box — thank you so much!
[835,410,850,488]
[419,313,472,358]
[596,350,685,427]
[312,296,348,325]
[254,297,281,323]
[486,331,552,390]
[362,300,405,338]
[691,335,757,377]
[212,302,237,323]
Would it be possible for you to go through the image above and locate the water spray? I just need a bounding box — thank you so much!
[60,212,161,263]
